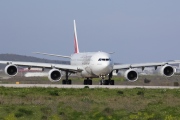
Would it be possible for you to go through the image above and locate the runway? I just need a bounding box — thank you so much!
[0,84,180,89]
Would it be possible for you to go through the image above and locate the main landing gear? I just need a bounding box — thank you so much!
[62,71,72,85]
[99,72,114,85]
[84,78,92,85]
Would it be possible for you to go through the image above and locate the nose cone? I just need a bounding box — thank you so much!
[101,62,113,74]
[92,61,113,76]
[90,52,114,76]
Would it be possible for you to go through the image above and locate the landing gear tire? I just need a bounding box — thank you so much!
[84,80,87,85]
[84,79,92,85]
[62,80,66,84]
[67,79,72,85]
[110,80,114,85]
[104,80,109,85]
[62,79,72,85]
[88,80,92,85]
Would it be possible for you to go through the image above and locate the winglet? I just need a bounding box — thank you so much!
[74,20,79,53]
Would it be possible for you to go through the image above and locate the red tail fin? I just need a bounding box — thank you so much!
[74,20,79,53]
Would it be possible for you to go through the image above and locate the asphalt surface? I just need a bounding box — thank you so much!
[1,84,180,89]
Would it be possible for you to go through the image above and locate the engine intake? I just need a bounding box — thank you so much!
[155,65,175,77]
[164,66,174,76]
[125,69,138,82]
[48,69,62,82]
[5,64,18,76]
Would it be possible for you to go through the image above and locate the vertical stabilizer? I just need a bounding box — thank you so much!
[74,20,79,53]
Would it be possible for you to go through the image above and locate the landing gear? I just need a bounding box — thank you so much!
[99,72,115,85]
[108,72,114,85]
[99,76,105,85]
[99,79,114,85]
[104,80,110,85]
[84,78,92,85]
[62,71,72,85]
[109,80,114,85]
[62,79,72,84]
[99,80,102,85]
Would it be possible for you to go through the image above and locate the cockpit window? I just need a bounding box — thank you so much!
[98,58,111,61]
[102,59,105,61]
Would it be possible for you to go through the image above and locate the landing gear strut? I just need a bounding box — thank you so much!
[99,76,105,85]
[99,72,114,85]
[84,78,92,85]
[62,71,72,85]
[108,72,114,85]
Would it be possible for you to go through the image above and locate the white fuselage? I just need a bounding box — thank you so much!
[70,52,114,78]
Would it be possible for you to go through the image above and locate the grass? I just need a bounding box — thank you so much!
[0,87,180,119]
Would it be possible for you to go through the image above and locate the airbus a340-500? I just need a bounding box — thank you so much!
[0,20,179,85]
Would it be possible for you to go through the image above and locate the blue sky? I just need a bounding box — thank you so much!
[0,1,180,63]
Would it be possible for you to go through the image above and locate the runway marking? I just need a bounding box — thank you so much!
[0,84,180,89]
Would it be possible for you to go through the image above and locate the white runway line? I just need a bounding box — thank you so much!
[0,84,180,89]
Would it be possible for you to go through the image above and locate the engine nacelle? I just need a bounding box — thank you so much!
[124,69,138,82]
[5,64,18,76]
[119,69,138,82]
[155,65,175,77]
[48,69,62,82]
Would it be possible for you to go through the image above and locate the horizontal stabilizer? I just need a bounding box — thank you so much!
[33,52,71,58]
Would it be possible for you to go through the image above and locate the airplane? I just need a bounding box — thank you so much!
[0,20,180,85]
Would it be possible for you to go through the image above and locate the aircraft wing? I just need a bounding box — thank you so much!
[113,61,180,70]
[0,61,83,72]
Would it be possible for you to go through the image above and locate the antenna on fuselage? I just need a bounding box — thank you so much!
[74,20,79,53]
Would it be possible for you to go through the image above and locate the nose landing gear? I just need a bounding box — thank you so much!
[99,76,105,85]
[99,72,114,85]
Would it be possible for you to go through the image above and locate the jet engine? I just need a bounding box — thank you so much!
[48,69,62,82]
[124,69,138,82]
[5,64,18,76]
[155,65,175,77]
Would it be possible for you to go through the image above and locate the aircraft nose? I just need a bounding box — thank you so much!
[101,62,113,74]
[102,62,112,70]
[93,61,113,76]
